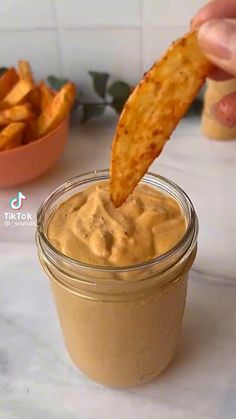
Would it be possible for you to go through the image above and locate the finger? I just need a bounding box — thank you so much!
[191,0,236,30]
[213,91,236,128]
[198,19,236,78]
[208,67,233,81]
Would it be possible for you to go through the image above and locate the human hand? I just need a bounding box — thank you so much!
[191,0,236,128]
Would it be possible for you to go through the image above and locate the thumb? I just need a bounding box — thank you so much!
[198,19,236,77]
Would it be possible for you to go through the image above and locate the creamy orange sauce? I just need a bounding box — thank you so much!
[47,182,186,267]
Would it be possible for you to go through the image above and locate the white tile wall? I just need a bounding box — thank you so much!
[60,29,142,98]
[0,0,55,29]
[0,31,60,80]
[55,0,141,27]
[143,0,206,27]
[0,0,207,87]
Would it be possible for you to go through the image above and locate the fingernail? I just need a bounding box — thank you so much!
[198,19,234,60]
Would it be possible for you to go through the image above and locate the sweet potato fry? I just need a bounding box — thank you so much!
[110,30,214,207]
[0,122,25,151]
[29,82,76,139]
[18,60,35,84]
[0,68,18,101]
[39,81,55,110]
[0,103,34,126]
[2,79,35,106]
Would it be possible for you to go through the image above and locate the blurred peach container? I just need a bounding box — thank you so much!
[0,118,68,188]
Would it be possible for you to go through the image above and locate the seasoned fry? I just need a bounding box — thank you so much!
[18,60,35,84]
[0,122,25,150]
[26,88,41,114]
[29,82,76,139]
[39,81,55,110]
[2,79,35,107]
[0,60,75,150]
[110,30,214,207]
[0,68,18,101]
[0,103,34,126]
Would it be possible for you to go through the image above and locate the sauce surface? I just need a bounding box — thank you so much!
[47,182,186,267]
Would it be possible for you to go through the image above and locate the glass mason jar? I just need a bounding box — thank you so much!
[36,169,198,388]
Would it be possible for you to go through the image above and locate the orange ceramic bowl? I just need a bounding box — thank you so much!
[0,118,69,188]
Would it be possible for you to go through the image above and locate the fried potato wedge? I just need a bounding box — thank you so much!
[26,88,41,114]
[0,103,34,126]
[110,31,214,207]
[0,122,25,151]
[18,60,35,84]
[0,68,18,101]
[28,82,76,140]
[39,81,55,110]
[2,79,35,107]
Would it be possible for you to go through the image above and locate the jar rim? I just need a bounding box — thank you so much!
[36,169,198,277]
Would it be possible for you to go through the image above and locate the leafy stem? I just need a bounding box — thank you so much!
[47,71,131,123]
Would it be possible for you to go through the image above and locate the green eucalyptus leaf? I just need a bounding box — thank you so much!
[81,103,105,123]
[47,75,69,91]
[108,81,131,101]
[88,71,109,99]
[0,67,8,76]
[110,98,126,114]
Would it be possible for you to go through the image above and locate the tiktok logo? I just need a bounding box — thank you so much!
[4,192,34,227]
[10,192,26,210]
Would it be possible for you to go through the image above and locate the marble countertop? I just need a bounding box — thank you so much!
[1,116,236,419]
